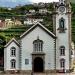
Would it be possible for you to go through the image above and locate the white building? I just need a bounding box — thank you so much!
[4,0,72,73]
[39,9,47,14]
[5,19,14,28]
[24,18,43,25]
[29,10,35,14]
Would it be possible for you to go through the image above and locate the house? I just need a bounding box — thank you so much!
[4,0,72,73]
[0,20,5,29]
[14,19,22,26]
[5,19,14,28]
[39,9,47,14]
[24,18,43,25]
[29,10,35,14]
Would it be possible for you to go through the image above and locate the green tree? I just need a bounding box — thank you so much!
[0,35,6,56]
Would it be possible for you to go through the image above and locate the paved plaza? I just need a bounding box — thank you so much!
[0,73,75,75]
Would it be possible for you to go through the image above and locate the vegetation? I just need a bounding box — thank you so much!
[0,2,75,52]
[0,35,6,56]
[71,3,75,43]
[0,2,74,68]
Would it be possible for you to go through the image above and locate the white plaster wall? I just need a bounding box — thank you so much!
[21,26,55,70]
[56,13,70,70]
[4,48,7,70]
[4,42,20,70]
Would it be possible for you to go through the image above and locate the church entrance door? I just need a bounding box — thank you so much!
[33,57,44,72]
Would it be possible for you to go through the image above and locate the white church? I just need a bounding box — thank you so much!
[4,0,72,73]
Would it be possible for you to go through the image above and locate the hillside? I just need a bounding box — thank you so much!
[71,3,75,43]
[0,3,74,42]
[71,0,75,3]
[0,3,75,55]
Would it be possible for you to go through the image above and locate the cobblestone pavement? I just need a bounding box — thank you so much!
[0,73,75,75]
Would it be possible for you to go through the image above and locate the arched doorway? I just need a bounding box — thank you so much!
[33,57,44,72]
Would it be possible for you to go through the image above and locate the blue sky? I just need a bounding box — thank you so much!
[0,0,59,7]
[0,0,31,7]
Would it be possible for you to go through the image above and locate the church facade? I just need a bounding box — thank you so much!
[4,0,72,73]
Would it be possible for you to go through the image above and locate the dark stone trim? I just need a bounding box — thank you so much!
[54,39,56,70]
[32,53,45,73]
[65,12,72,14]
[52,14,56,34]
[4,69,72,74]
[19,40,22,70]
[20,24,56,39]
[68,11,72,71]
[5,40,20,48]
[57,28,67,33]
[55,3,70,8]
[33,39,43,44]
[32,52,45,55]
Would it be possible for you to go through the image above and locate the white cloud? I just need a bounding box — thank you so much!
[30,0,59,3]
[5,0,17,2]
[11,0,17,2]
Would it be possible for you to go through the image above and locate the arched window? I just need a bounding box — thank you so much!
[60,59,65,68]
[60,46,65,56]
[59,18,65,29]
[10,47,16,56]
[33,37,43,52]
[11,59,16,68]
[71,50,73,55]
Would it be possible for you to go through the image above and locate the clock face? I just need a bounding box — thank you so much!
[59,6,65,13]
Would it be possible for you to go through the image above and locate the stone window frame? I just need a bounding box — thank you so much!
[25,59,29,65]
[33,38,43,52]
[10,46,16,57]
[60,46,65,56]
[58,17,67,33]
[10,59,16,69]
[60,58,65,68]
[59,17,65,28]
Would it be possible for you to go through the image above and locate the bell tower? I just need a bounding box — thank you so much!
[53,0,71,72]
[59,0,65,4]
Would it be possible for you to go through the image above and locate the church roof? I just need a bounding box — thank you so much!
[20,22,56,39]
[4,38,20,48]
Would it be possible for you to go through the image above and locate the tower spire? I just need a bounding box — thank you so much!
[59,0,65,4]
[59,0,70,5]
